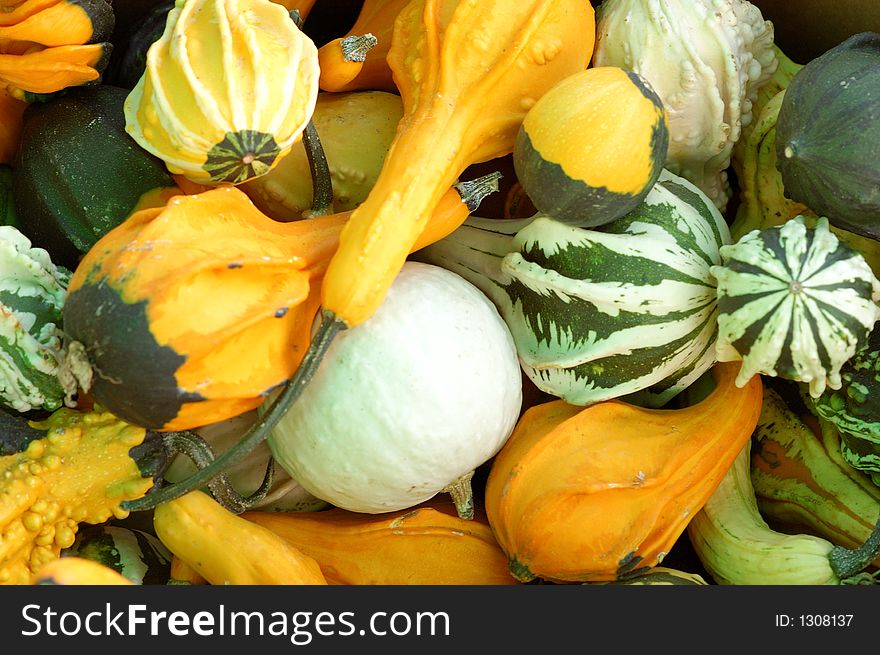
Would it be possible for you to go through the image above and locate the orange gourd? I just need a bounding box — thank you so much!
[316,0,410,93]
[322,0,595,329]
[63,180,488,432]
[484,361,763,583]
[0,88,25,164]
[243,501,518,585]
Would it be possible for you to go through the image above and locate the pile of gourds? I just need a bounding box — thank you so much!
[1,0,880,587]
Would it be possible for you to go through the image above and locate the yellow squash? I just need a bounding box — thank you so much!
[153,490,327,585]
[124,0,320,185]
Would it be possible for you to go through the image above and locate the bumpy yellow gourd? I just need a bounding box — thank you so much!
[0,409,155,585]
[124,0,320,185]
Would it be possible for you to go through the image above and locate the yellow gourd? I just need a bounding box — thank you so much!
[153,490,328,585]
[32,557,134,585]
[124,0,320,185]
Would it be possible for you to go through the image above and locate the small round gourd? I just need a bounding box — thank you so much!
[513,65,669,227]
[711,216,880,397]
[268,261,523,516]
[123,0,320,186]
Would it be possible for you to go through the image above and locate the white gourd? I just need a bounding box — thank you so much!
[268,261,523,516]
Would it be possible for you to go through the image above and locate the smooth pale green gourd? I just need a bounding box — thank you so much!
[415,168,730,407]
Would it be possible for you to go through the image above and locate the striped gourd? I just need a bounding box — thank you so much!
[0,225,74,413]
[415,168,730,407]
[711,216,880,398]
[62,525,172,585]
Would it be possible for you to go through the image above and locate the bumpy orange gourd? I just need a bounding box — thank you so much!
[62,182,482,431]
[485,361,763,583]
[321,0,595,329]
[316,0,410,93]
[243,501,518,585]
[153,490,327,585]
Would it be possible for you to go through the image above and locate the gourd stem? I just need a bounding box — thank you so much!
[454,171,503,211]
[340,34,378,62]
[831,515,880,580]
[288,9,303,28]
[159,432,275,514]
[442,470,475,520]
[121,312,347,513]
[301,120,334,218]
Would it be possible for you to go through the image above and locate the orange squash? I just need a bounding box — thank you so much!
[484,361,763,583]
[316,0,410,93]
[63,179,490,433]
[0,88,25,164]
[243,501,518,585]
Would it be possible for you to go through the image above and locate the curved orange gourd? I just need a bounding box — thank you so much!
[484,361,764,583]
[320,0,595,328]
[244,501,518,585]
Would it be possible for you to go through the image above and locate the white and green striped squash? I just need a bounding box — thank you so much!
[711,216,880,397]
[0,225,75,413]
[414,168,730,407]
[62,525,173,585]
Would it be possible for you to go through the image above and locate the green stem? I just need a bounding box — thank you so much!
[121,312,346,513]
[831,515,880,581]
[301,120,334,218]
[340,33,378,62]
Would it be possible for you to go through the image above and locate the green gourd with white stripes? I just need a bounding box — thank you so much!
[711,215,880,398]
[414,168,730,407]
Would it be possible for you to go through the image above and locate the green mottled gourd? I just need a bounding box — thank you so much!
[0,225,75,414]
[711,216,880,398]
[62,525,172,585]
[809,327,880,485]
[415,168,730,407]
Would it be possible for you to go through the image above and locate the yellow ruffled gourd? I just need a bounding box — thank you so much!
[124,0,320,185]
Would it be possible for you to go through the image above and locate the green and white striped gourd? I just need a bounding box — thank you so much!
[711,216,880,397]
[0,225,75,413]
[62,525,173,585]
[415,168,730,407]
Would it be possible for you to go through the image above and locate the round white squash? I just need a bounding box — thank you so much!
[268,261,523,514]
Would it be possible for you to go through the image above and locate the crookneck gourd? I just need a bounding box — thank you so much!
[243,501,518,585]
[416,168,730,408]
[0,407,166,585]
[484,361,763,583]
[124,0,320,186]
[316,0,409,94]
[153,490,328,585]
[711,215,880,398]
[750,384,880,562]
[62,178,495,433]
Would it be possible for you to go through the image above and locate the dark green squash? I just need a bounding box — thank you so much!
[512,66,668,227]
[104,0,174,90]
[12,84,179,270]
[0,164,18,229]
[776,32,880,241]
[62,525,173,585]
